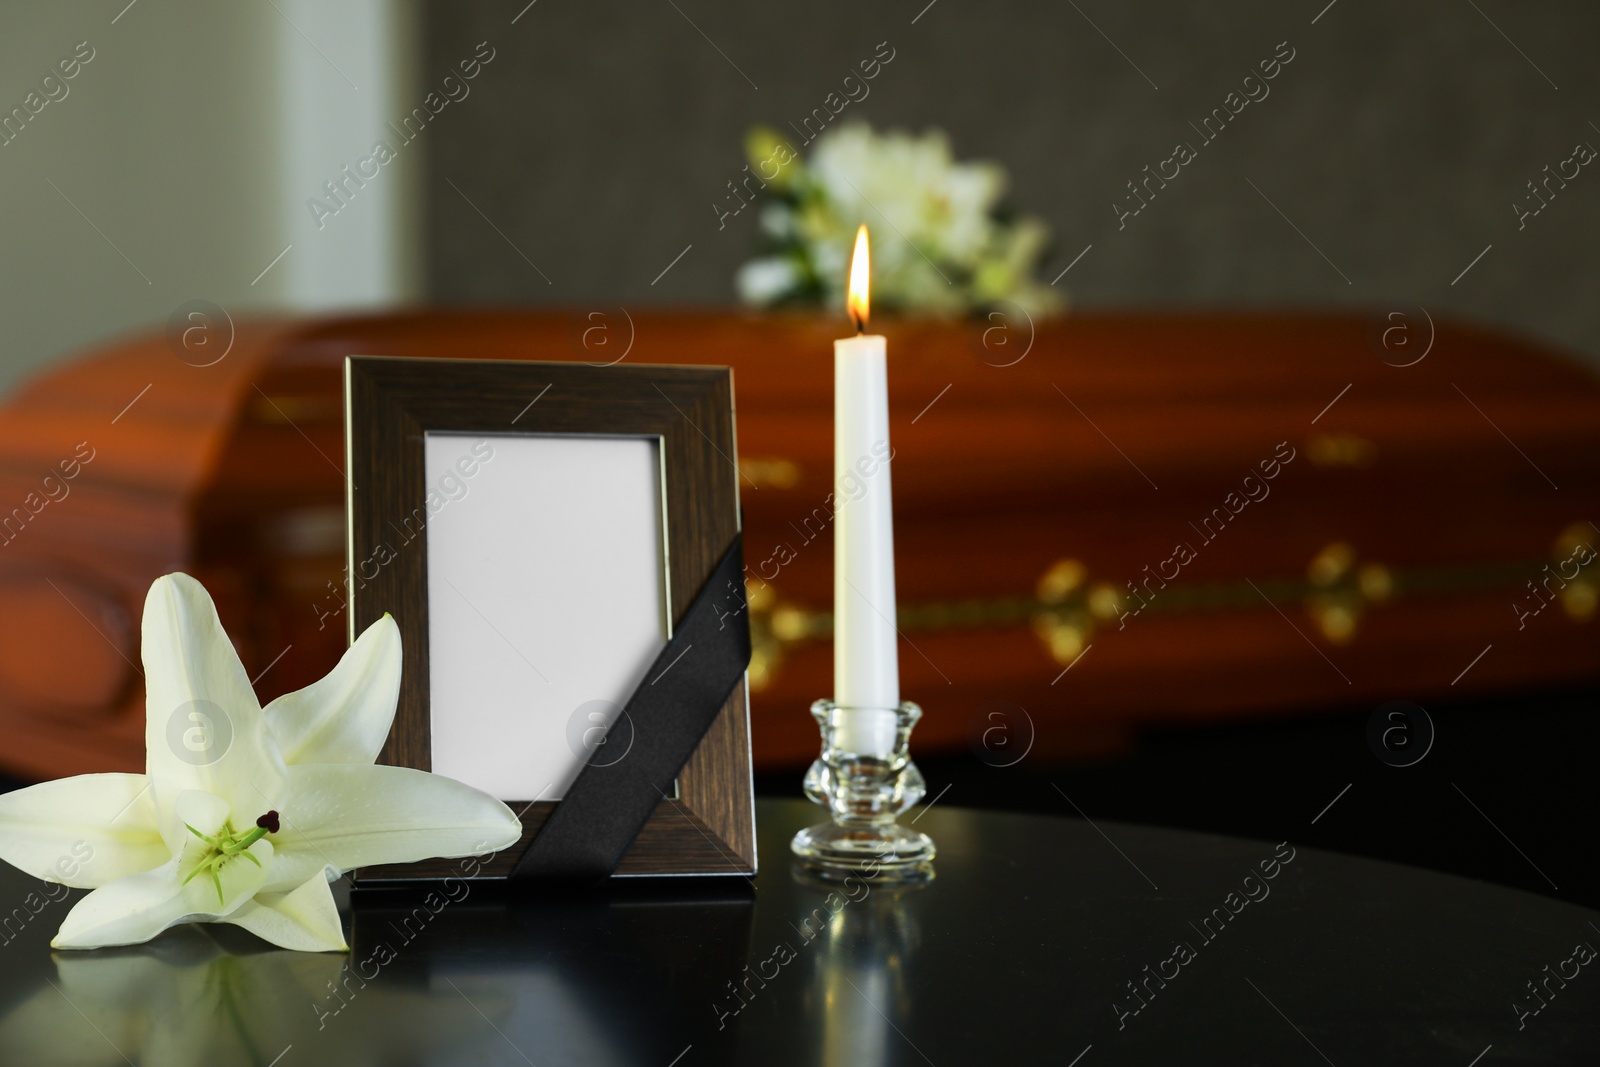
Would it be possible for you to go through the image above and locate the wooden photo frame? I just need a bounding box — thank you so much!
[344,356,755,882]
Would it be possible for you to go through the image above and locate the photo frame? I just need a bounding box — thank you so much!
[344,356,755,882]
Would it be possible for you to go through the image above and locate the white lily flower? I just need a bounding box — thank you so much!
[0,573,523,952]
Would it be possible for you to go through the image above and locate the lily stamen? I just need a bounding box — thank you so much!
[180,814,277,904]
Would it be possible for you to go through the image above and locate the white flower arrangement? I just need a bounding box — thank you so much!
[735,122,1065,318]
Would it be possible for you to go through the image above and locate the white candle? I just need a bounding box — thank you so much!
[833,225,900,756]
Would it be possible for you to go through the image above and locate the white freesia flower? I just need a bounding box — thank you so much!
[737,121,1064,317]
[735,256,801,304]
[0,573,522,952]
[811,124,1004,266]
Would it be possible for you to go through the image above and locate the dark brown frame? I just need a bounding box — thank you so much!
[344,356,755,881]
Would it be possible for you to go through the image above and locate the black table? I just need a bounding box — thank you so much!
[0,799,1596,1065]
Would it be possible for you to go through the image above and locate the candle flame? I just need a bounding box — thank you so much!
[847,224,870,333]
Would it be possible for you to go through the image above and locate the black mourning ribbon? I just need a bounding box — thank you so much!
[509,536,751,883]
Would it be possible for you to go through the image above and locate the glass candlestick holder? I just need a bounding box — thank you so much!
[790,699,936,879]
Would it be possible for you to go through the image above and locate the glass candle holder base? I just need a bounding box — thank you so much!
[789,821,935,878]
[790,700,936,880]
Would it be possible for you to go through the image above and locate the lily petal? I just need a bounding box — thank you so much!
[52,837,271,950]
[263,613,400,766]
[223,867,347,952]
[0,773,165,888]
[141,574,287,830]
[264,764,521,890]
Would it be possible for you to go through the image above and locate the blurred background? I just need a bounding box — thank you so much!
[1,1,1597,905]
[5,1,1600,390]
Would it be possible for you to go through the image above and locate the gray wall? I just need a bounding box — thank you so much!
[0,3,281,396]
[423,0,1600,366]
[0,1,419,399]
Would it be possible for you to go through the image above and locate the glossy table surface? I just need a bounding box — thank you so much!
[0,798,1596,1066]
